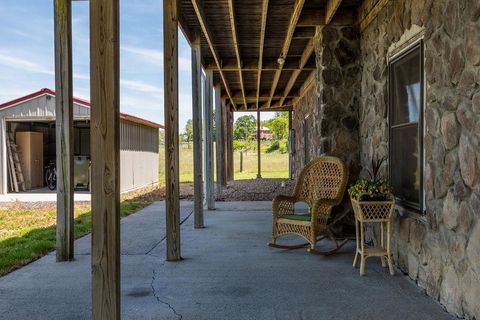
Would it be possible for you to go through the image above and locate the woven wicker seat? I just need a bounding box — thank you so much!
[268,156,349,255]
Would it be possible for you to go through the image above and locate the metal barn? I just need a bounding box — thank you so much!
[0,88,161,194]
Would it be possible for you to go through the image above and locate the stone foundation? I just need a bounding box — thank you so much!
[358,0,480,318]
[292,0,480,318]
[292,25,361,234]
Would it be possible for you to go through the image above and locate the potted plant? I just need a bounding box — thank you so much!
[349,157,393,202]
[349,158,396,276]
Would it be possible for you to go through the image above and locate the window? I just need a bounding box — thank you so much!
[389,42,424,212]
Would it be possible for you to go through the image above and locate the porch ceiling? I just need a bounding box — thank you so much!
[179,0,362,111]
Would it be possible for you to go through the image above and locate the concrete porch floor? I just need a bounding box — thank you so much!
[0,201,453,320]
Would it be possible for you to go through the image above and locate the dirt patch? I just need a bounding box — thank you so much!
[126,179,294,202]
[0,179,294,210]
[220,178,295,201]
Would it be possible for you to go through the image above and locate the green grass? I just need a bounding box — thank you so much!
[0,141,288,276]
[0,200,147,276]
[159,142,289,183]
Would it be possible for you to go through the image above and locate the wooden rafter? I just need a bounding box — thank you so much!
[266,0,305,108]
[190,0,236,109]
[279,37,314,107]
[325,0,342,24]
[205,58,315,71]
[235,104,292,112]
[359,0,390,32]
[256,0,269,110]
[227,92,297,100]
[291,69,315,106]
[227,0,247,108]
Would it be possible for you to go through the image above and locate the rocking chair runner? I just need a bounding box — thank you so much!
[268,156,349,255]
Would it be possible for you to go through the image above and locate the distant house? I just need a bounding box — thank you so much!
[259,127,273,140]
[0,88,163,194]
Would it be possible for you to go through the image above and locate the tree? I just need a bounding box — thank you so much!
[233,115,256,141]
[183,119,193,148]
[159,130,165,145]
[264,112,288,140]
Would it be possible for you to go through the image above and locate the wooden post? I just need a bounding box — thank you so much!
[240,152,243,172]
[90,0,120,318]
[288,110,293,179]
[226,110,234,181]
[164,0,181,261]
[256,110,261,179]
[204,71,215,210]
[54,0,74,262]
[221,99,228,186]
[215,84,223,198]
[191,40,204,228]
[0,118,6,195]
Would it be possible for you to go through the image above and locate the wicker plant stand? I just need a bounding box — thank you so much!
[351,197,395,276]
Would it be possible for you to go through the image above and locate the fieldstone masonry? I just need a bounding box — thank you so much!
[292,0,480,318]
[292,25,361,234]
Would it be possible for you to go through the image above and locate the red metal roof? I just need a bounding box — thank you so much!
[0,88,164,129]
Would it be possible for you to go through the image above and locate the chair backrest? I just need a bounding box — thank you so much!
[293,156,348,206]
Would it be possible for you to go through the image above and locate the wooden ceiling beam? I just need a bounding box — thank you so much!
[233,104,293,112]
[205,58,315,71]
[256,0,269,110]
[190,0,236,109]
[325,0,342,24]
[293,27,316,39]
[279,37,314,107]
[227,0,247,108]
[266,0,305,108]
[225,91,298,100]
[297,9,355,26]
[291,69,315,106]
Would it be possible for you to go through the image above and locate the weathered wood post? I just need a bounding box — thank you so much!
[288,110,293,179]
[221,99,228,186]
[240,151,243,172]
[204,71,215,210]
[191,38,204,228]
[90,0,121,318]
[226,110,234,181]
[54,0,74,262]
[256,110,262,179]
[214,84,223,198]
[164,0,181,260]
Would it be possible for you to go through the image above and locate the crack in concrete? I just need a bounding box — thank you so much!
[150,269,183,320]
[145,209,194,255]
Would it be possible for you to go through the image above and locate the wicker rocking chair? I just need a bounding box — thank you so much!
[268,156,349,255]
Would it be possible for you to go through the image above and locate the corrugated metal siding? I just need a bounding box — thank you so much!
[0,95,159,194]
[120,119,159,192]
[0,96,90,119]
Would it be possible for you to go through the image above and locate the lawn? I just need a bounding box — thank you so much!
[158,142,289,183]
[0,142,288,276]
[0,200,148,276]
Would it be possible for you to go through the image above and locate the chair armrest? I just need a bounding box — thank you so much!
[311,199,337,225]
[272,195,297,217]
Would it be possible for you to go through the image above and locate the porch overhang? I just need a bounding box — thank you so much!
[178,0,363,112]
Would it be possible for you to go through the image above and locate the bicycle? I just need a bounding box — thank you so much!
[45,160,56,191]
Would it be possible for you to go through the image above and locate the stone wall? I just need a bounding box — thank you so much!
[359,0,480,318]
[292,25,362,233]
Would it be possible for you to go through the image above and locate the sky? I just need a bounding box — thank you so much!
[0,0,273,132]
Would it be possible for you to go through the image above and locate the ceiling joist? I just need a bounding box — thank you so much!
[190,0,236,109]
[279,37,314,107]
[325,0,342,24]
[256,0,269,110]
[205,58,315,72]
[227,0,247,108]
[266,0,305,108]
